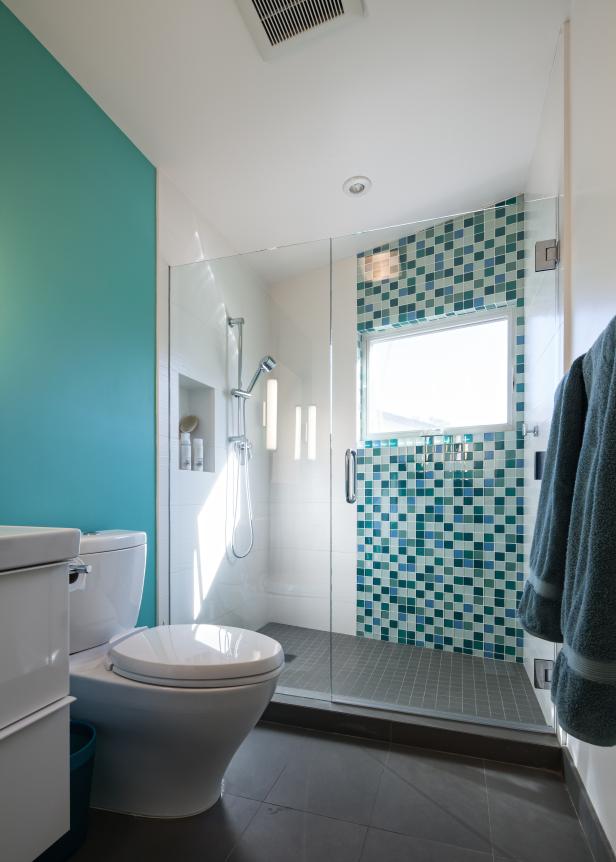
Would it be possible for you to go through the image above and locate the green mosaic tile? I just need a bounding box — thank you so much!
[356,197,525,662]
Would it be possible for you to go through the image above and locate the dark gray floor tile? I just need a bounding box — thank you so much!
[360,828,494,862]
[132,794,259,861]
[227,804,366,862]
[223,723,300,801]
[72,795,259,862]
[370,745,491,852]
[70,809,139,862]
[70,726,594,862]
[265,731,387,825]
[485,762,594,862]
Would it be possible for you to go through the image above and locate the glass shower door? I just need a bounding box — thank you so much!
[330,201,557,731]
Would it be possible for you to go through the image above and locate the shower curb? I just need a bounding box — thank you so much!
[262,693,562,771]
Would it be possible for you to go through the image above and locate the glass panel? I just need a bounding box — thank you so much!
[168,238,333,702]
[331,198,556,732]
[522,193,562,729]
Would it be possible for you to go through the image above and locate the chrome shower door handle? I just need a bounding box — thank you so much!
[345,448,357,504]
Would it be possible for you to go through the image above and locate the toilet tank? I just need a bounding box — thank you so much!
[69,530,147,654]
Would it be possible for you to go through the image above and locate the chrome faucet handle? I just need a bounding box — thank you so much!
[521,422,539,438]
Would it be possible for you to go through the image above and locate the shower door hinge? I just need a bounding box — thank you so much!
[535,239,559,271]
[534,658,554,689]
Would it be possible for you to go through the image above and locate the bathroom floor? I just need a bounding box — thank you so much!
[73,722,593,862]
[260,623,547,730]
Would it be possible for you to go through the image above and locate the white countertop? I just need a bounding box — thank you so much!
[0,525,81,572]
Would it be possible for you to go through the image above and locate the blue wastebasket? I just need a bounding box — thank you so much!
[37,720,97,861]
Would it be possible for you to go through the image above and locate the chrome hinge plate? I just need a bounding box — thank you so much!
[534,658,554,689]
[535,239,560,272]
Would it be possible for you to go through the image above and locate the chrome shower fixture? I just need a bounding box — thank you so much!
[232,355,277,398]
[227,316,276,559]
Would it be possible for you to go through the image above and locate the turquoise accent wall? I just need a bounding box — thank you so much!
[0,3,157,625]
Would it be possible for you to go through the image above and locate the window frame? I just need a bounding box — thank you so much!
[360,307,515,441]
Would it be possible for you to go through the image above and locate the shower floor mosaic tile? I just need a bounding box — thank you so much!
[260,623,547,729]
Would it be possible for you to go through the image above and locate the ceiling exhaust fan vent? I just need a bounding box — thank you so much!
[237,0,365,60]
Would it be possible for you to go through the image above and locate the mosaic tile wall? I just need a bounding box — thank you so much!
[356,197,525,662]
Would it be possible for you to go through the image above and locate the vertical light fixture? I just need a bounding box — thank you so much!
[307,405,317,461]
[266,378,278,450]
[294,406,302,460]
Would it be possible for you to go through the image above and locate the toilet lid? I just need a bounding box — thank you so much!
[109,624,284,685]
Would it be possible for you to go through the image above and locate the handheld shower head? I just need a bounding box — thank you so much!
[232,355,277,398]
[260,355,277,373]
[244,355,276,394]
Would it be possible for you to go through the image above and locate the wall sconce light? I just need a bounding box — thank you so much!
[294,406,302,460]
[266,378,278,450]
[307,405,317,461]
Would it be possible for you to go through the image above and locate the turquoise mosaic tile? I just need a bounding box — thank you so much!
[356,197,525,662]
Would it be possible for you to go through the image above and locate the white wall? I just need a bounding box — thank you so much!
[522,29,566,724]
[523,8,616,844]
[567,1,616,360]
[563,0,616,850]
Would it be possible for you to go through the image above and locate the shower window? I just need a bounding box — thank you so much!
[361,309,513,439]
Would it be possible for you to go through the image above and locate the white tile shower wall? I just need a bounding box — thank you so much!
[169,256,272,630]
[265,256,358,634]
[158,173,271,630]
[157,173,233,624]
[521,28,565,725]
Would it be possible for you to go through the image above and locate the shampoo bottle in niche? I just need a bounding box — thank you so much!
[180,432,192,470]
[192,438,204,471]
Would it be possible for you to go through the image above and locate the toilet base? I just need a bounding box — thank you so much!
[93,790,223,820]
[70,651,279,818]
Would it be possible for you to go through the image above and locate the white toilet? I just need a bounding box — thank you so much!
[69,530,283,818]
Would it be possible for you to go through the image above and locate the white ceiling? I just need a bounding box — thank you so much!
[7,0,568,254]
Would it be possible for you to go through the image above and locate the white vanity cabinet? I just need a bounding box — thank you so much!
[0,526,80,862]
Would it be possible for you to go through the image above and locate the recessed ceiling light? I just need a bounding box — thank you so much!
[343,175,372,197]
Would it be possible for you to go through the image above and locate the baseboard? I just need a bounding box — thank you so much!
[262,692,562,771]
[563,748,616,862]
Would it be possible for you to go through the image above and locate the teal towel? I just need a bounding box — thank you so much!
[517,355,587,643]
[553,316,616,745]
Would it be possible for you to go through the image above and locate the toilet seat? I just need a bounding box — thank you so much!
[108,624,284,689]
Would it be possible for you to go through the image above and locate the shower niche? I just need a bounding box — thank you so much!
[177,373,216,473]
